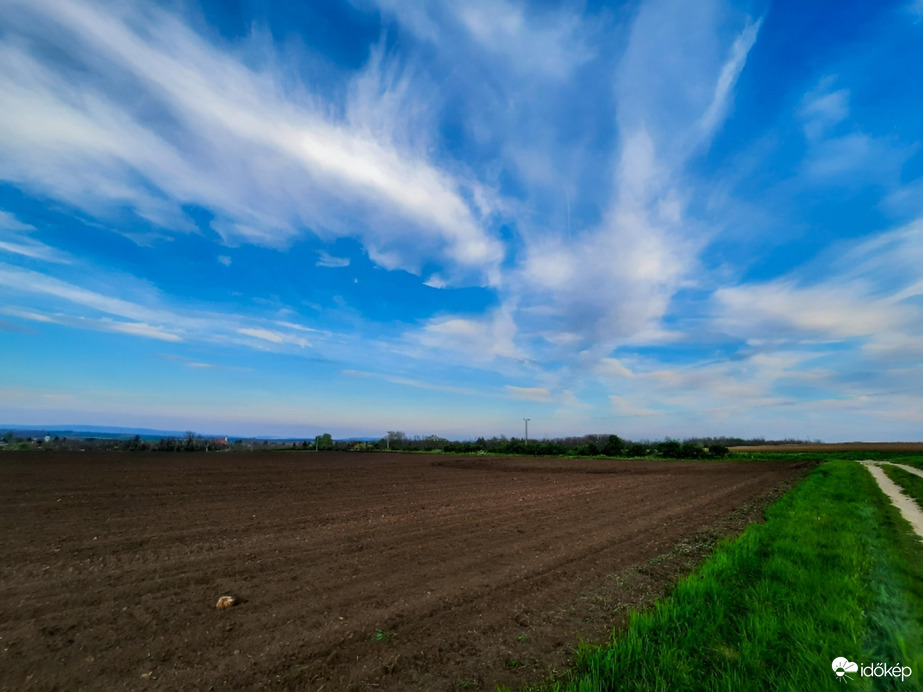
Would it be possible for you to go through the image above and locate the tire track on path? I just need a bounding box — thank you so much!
[859,461,923,538]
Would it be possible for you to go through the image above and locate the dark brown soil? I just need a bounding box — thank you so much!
[0,452,808,691]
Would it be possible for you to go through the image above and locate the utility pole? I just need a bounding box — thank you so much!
[523,418,530,443]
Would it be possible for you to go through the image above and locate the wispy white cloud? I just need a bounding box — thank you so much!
[594,348,833,436]
[0,236,70,264]
[0,0,502,282]
[0,210,35,232]
[316,250,350,268]
[389,0,764,380]
[713,280,909,340]
[0,307,57,323]
[0,264,175,325]
[699,18,762,140]
[358,1,442,42]
[105,320,182,342]
[415,305,522,363]
[237,327,310,348]
[156,353,222,370]
[343,368,488,398]
[367,0,593,79]
[802,133,905,183]
[2,306,182,342]
[508,2,760,358]
[799,78,850,140]
[0,210,70,263]
[609,395,659,418]
[505,385,552,402]
[423,274,447,289]
[713,220,923,344]
[595,357,636,379]
[674,220,923,424]
[0,263,326,350]
[616,0,758,157]
[797,77,907,185]
[454,0,593,79]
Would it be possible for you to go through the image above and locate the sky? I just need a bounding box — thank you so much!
[1,0,922,440]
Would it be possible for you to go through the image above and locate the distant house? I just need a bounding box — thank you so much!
[206,437,228,451]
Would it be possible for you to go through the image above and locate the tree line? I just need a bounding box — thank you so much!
[373,433,730,459]
[5,429,822,459]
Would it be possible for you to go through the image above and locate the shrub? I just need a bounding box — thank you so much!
[657,440,682,458]
[679,441,704,459]
[603,435,625,456]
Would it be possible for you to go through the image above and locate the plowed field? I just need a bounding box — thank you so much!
[0,452,806,690]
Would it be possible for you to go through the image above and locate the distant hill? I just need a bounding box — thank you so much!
[1,424,194,441]
[0,424,379,443]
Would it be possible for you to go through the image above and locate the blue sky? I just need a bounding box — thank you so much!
[1,0,922,440]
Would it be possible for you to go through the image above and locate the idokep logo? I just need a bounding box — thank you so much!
[832,657,912,683]
[832,658,858,682]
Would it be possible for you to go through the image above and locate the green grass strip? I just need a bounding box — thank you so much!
[882,464,923,509]
[863,454,923,471]
[521,460,923,691]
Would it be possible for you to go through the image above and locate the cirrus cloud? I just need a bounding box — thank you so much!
[0,0,502,283]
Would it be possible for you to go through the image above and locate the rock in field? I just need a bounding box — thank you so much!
[216,595,237,609]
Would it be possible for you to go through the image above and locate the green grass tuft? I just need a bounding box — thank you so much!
[370,629,396,643]
[881,463,923,508]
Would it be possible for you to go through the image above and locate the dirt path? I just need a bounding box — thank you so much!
[860,461,923,538]
[0,452,806,691]
[874,461,923,479]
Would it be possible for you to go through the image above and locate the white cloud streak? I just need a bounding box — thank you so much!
[0,210,35,232]
[2,307,182,342]
[237,328,310,348]
[699,18,762,139]
[454,0,593,79]
[800,78,850,141]
[0,263,325,350]
[508,1,761,358]
[505,385,553,402]
[343,368,488,398]
[713,281,909,340]
[0,210,70,263]
[713,221,923,344]
[416,306,522,363]
[367,0,593,79]
[0,0,502,282]
[316,250,350,268]
[797,77,907,185]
